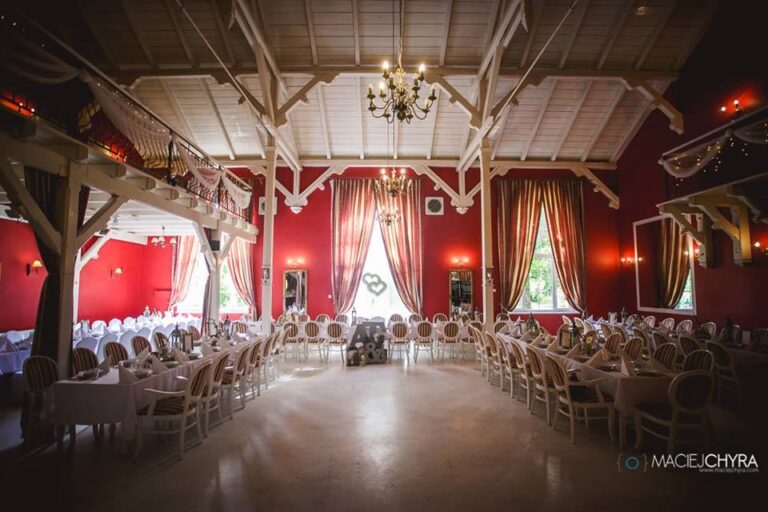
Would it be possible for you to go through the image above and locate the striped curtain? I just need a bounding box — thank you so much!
[496,180,542,311]
[658,217,690,309]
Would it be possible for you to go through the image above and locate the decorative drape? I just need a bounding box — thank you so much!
[0,30,78,84]
[374,180,423,314]
[540,181,587,313]
[168,235,199,309]
[331,179,377,315]
[226,237,258,315]
[658,217,690,309]
[496,180,542,311]
[25,168,90,363]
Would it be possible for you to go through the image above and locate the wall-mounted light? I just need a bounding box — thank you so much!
[26,259,43,276]
[111,267,124,278]
[720,98,743,116]
[451,256,471,267]
[286,257,306,268]
[620,256,642,267]
[754,241,768,256]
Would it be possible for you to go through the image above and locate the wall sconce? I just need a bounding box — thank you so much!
[754,241,768,256]
[286,257,305,267]
[26,259,43,276]
[111,267,123,278]
[620,256,642,266]
[451,256,470,267]
[720,98,742,116]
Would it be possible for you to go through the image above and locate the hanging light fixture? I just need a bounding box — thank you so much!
[367,0,436,123]
[379,205,401,227]
[374,167,412,197]
[150,226,177,248]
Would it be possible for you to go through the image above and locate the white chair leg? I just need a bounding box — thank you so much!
[178,416,187,461]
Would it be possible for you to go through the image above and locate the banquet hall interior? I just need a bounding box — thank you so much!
[0,0,765,510]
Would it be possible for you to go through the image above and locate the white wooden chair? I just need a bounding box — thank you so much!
[413,321,435,362]
[388,322,410,362]
[438,321,461,360]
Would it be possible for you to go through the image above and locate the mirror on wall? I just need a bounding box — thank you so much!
[633,216,695,313]
[283,270,307,311]
[449,269,473,314]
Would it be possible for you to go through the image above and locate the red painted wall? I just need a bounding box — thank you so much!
[616,3,768,329]
[246,166,620,332]
[0,219,172,331]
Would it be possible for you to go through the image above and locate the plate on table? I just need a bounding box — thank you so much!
[572,355,589,362]
[187,352,201,360]
[636,369,661,377]
[133,369,152,379]
[73,369,99,381]
[164,360,180,369]
[555,348,570,355]
[597,364,618,372]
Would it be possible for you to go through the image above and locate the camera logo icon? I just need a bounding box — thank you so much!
[618,453,648,472]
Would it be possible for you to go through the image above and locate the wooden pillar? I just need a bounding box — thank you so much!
[260,143,277,333]
[478,139,495,329]
[208,229,223,321]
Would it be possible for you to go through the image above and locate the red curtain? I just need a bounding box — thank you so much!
[226,237,258,315]
[658,217,690,308]
[331,179,377,315]
[169,235,199,309]
[540,181,587,312]
[496,180,542,311]
[374,180,423,314]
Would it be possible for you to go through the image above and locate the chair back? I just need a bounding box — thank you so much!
[187,361,213,406]
[751,328,768,350]
[600,323,613,339]
[231,322,248,334]
[526,347,546,381]
[493,321,507,334]
[702,321,717,338]
[72,348,98,373]
[468,321,483,334]
[188,325,201,341]
[408,313,422,324]
[391,322,408,339]
[705,341,734,371]
[335,314,349,325]
[416,321,433,339]
[683,350,714,372]
[468,325,483,348]
[443,321,460,340]
[508,340,526,372]
[107,318,123,333]
[316,314,331,324]
[233,344,252,376]
[482,331,498,357]
[652,331,672,350]
[659,318,675,331]
[23,356,59,393]
[669,370,713,416]
[544,354,569,391]
[298,314,309,323]
[248,340,264,369]
[642,315,656,328]
[104,342,129,364]
[676,319,693,334]
[283,322,299,341]
[132,335,151,356]
[76,337,99,353]
[305,321,320,338]
[327,322,343,339]
[389,313,404,324]
[604,332,622,354]
[432,313,448,323]
[154,331,169,351]
[624,337,644,360]
[679,336,701,356]
[652,343,678,370]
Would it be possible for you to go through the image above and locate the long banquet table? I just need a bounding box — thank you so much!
[497,333,675,449]
[43,348,236,443]
[0,349,30,376]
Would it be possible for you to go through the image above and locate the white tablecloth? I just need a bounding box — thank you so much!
[0,349,30,376]
[43,351,225,441]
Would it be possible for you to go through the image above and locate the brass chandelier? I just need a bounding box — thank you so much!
[366,0,436,124]
[374,167,412,197]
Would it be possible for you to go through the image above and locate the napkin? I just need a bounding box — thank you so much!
[565,343,582,358]
[172,348,189,363]
[118,366,138,384]
[149,355,167,373]
[137,346,149,362]
[98,356,112,373]
[586,349,609,367]
[0,338,16,353]
[201,342,213,356]
[219,339,231,349]
[545,339,559,352]
[620,353,636,376]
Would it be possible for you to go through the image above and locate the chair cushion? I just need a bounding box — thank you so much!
[139,396,193,416]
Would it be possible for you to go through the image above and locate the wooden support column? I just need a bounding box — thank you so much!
[478,139,495,328]
[73,233,113,321]
[261,143,278,332]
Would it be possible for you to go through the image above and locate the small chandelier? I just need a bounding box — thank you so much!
[380,206,400,227]
[151,226,177,248]
[374,167,412,197]
[367,63,436,123]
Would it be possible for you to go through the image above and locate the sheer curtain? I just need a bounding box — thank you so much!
[496,180,542,311]
[540,180,587,312]
[331,179,377,315]
[374,180,423,314]
[169,235,199,309]
[658,217,690,309]
[226,237,258,315]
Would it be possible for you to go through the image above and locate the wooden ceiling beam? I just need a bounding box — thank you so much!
[304,0,319,66]
[597,1,634,70]
[165,0,197,67]
[439,0,455,67]
[559,0,590,69]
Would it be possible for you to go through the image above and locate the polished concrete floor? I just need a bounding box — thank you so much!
[0,357,763,511]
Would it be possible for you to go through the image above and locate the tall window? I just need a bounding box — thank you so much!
[675,272,694,310]
[514,212,575,312]
[176,257,247,314]
[351,221,409,319]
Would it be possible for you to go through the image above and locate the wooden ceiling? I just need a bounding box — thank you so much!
[49,0,715,166]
